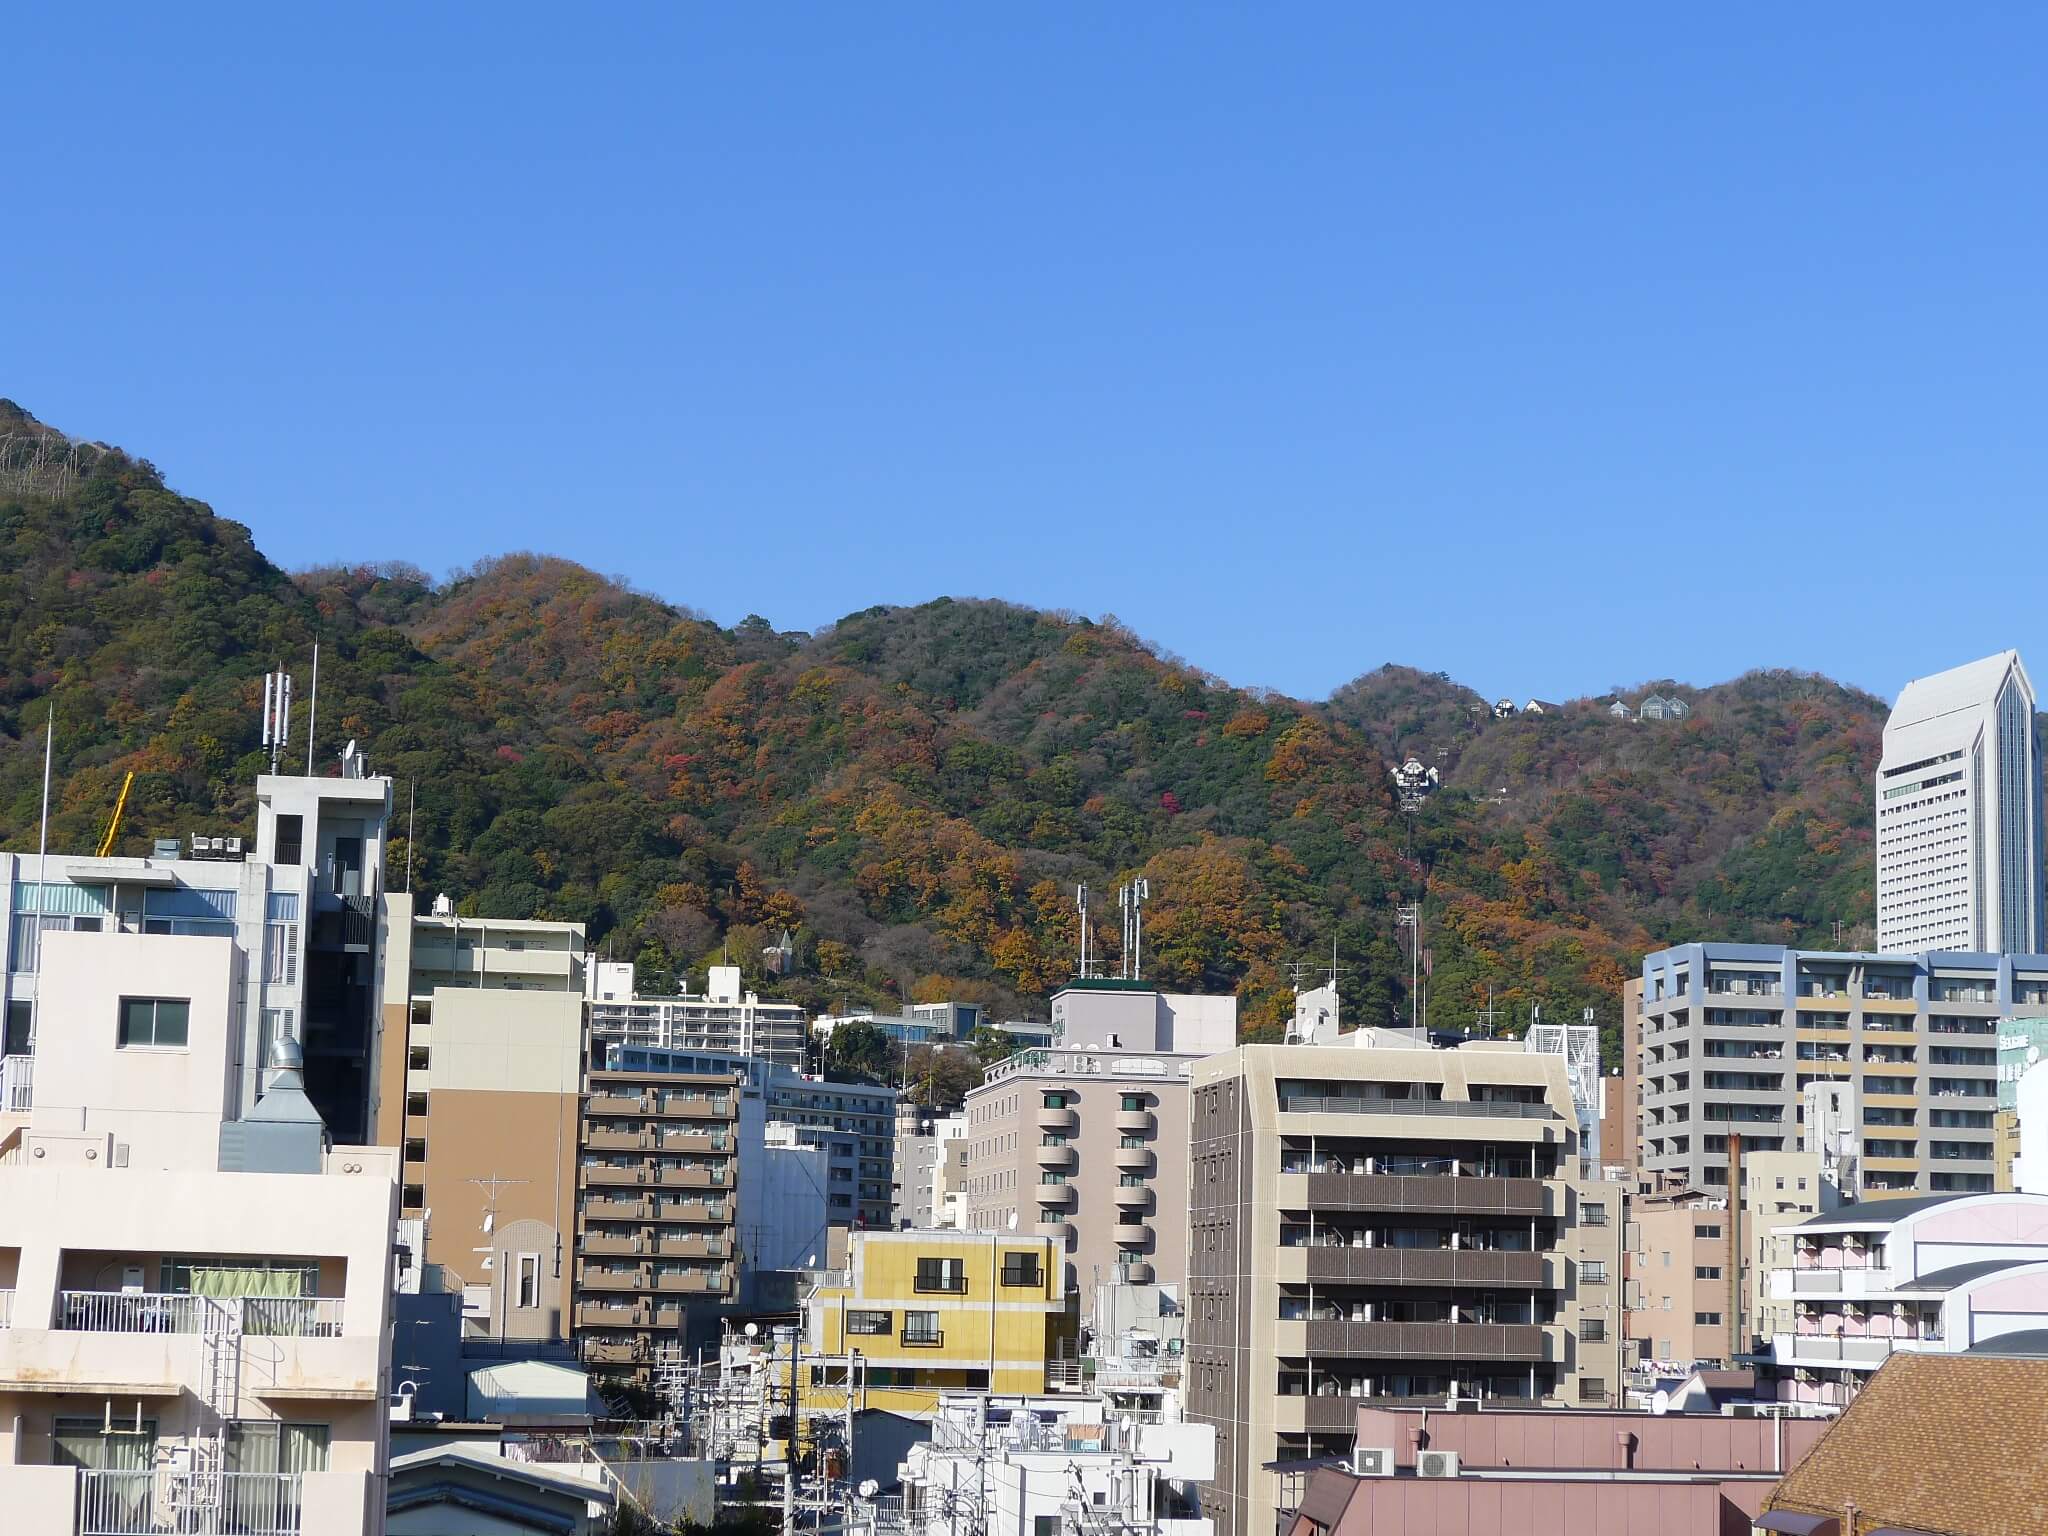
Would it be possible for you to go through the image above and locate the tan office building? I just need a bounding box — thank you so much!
[1186,1041,1611,1536]
[375,894,586,1348]
[1624,1186,1736,1369]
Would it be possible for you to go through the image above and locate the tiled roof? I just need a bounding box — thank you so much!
[1765,1352,2048,1536]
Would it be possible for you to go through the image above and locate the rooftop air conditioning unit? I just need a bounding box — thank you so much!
[1350,1446,1395,1477]
[1416,1451,1461,1479]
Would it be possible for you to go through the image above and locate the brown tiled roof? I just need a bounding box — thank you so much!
[1766,1352,2048,1536]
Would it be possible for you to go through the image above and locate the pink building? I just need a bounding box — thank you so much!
[1769,1191,2048,1407]
[1280,1405,1827,1536]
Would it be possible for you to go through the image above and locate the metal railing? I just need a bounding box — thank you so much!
[2,1052,30,1111]
[78,1469,303,1536]
[1277,1095,1557,1121]
[58,1292,344,1337]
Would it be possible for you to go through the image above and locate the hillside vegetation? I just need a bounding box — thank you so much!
[0,403,1895,1055]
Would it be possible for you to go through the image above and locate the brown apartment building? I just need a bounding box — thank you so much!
[1624,1182,1737,1370]
[1187,1040,1619,1536]
[574,1053,740,1379]
[376,892,587,1347]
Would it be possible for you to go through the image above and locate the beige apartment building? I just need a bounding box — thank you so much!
[1186,1040,1613,1536]
[1624,1185,1737,1370]
[575,1054,740,1380]
[0,924,398,1535]
[960,979,1235,1313]
[375,894,586,1348]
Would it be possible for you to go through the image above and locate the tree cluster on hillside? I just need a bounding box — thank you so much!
[0,402,1911,1062]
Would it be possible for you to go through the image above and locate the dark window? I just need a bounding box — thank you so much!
[119,998,190,1049]
[901,1311,941,1345]
[274,815,304,866]
[406,1092,428,1117]
[404,1139,427,1163]
[1121,1093,1147,1112]
[4,998,30,1056]
[402,1184,425,1210]
[1581,1202,1608,1226]
[1042,1092,1068,1110]
[915,1257,966,1293]
[1000,1254,1042,1287]
[847,1310,892,1336]
[1581,1317,1606,1342]
[408,1046,430,1071]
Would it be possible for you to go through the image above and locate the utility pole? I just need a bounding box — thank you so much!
[1396,904,1421,1029]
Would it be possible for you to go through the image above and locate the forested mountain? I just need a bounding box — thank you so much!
[0,403,1893,1055]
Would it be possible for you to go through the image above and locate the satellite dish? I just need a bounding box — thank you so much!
[859,1480,880,1498]
[1007,1212,1019,1231]
[744,1322,760,1339]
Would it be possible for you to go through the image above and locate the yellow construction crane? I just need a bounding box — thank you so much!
[95,770,135,858]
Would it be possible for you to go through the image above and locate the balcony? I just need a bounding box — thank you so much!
[900,1329,945,1349]
[584,1127,653,1152]
[1284,1172,1548,1217]
[1113,1145,1153,1173]
[1036,1105,1078,1135]
[1300,1318,1547,1361]
[1115,1108,1156,1136]
[78,1468,305,1536]
[1113,1184,1154,1212]
[58,1292,344,1338]
[1117,1262,1155,1285]
[2,1053,30,1112]
[1035,1143,1078,1171]
[1112,1221,1152,1248]
[1275,1095,1558,1122]
[1771,1332,1898,1367]
[578,1268,649,1293]
[580,1337,652,1365]
[580,1231,649,1257]
[1036,1182,1077,1208]
[1033,1219,1073,1242]
[653,1270,726,1294]
[581,1196,652,1220]
[1293,1247,1550,1289]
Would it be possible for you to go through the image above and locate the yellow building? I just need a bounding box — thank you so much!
[801,1229,1072,1419]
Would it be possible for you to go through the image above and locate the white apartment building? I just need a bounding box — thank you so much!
[586,961,808,1067]
[4,771,395,1144]
[1766,1191,2048,1409]
[1876,650,2044,954]
[0,924,400,1535]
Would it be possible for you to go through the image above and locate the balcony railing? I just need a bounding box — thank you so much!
[58,1291,344,1337]
[1,1052,30,1111]
[78,1469,303,1536]
[900,1328,945,1348]
[1276,1095,1557,1121]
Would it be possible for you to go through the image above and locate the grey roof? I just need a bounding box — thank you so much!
[1792,1193,1975,1229]
[1895,1258,2042,1293]
[1963,1330,2048,1358]
[388,1443,612,1505]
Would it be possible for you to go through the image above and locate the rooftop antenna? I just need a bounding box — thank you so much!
[1116,879,1150,980]
[305,644,319,775]
[1473,985,1504,1039]
[1396,903,1421,1029]
[260,667,293,775]
[405,780,416,893]
[25,702,52,1056]
[1075,884,1092,979]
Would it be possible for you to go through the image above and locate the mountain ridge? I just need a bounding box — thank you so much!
[0,404,1894,1051]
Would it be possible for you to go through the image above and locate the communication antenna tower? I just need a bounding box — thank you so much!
[260,668,293,775]
[1117,879,1150,980]
[1075,885,1092,978]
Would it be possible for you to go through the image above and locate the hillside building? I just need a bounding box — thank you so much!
[1876,649,2043,954]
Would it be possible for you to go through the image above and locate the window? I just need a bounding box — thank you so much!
[403,1184,425,1210]
[406,1092,429,1117]
[1578,1378,1606,1404]
[1695,1266,1722,1281]
[1695,1312,1722,1326]
[1662,1251,1672,1268]
[408,1046,431,1071]
[1040,1134,1070,1147]
[517,1254,540,1309]
[264,893,300,984]
[227,1421,329,1476]
[404,1138,427,1163]
[1119,1134,1146,1149]
[1118,1173,1147,1187]
[1035,1518,1060,1536]
[847,1310,892,1336]
[1581,1201,1608,1227]
[119,998,190,1049]
[1120,1093,1147,1112]
[1582,1261,1606,1284]
[3,998,27,1056]
[1001,1254,1042,1287]
[1039,1171,1070,1185]
[901,1311,941,1345]
[915,1257,966,1294]
[274,814,304,866]
[1581,1317,1606,1342]
[54,1417,156,1472]
[1042,1092,1069,1110]
[1695,1223,1721,1239]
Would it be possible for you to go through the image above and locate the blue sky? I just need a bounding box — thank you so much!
[6,7,2046,703]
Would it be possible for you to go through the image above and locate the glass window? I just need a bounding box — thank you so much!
[1581,1202,1608,1226]
[119,998,190,1049]
[54,1416,156,1472]
[847,1310,892,1336]
[227,1420,329,1475]
[274,815,304,866]
[517,1254,540,1309]
[902,1311,941,1344]
[1000,1254,1042,1286]
[915,1257,966,1293]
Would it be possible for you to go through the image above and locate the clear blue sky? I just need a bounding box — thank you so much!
[7,7,2046,703]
